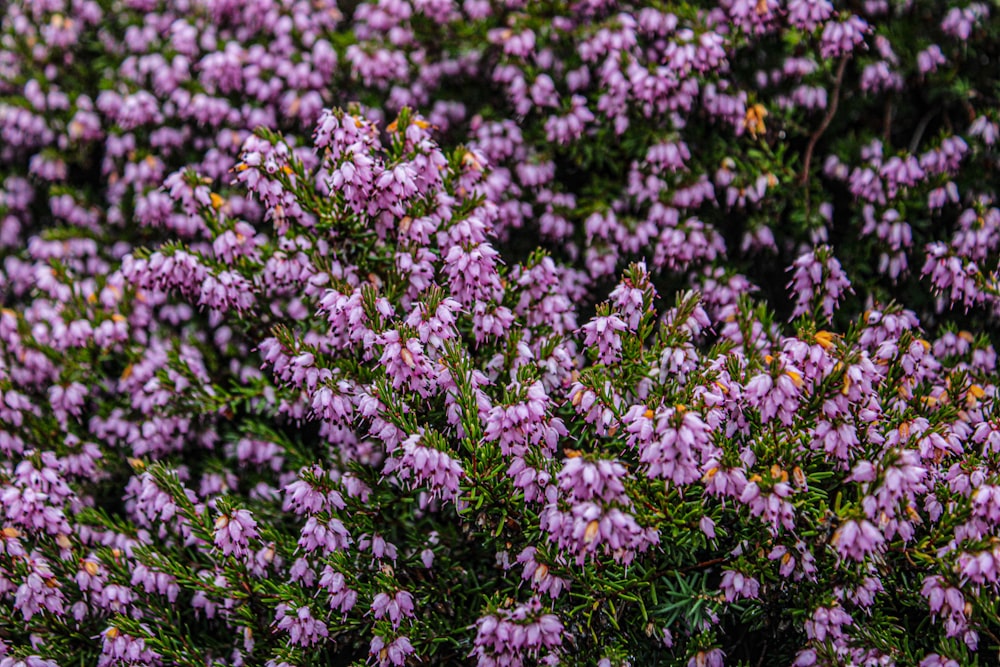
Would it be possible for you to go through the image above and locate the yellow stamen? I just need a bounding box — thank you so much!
[814,330,836,350]
[785,370,803,388]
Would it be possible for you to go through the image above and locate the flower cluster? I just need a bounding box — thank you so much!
[2,0,1000,666]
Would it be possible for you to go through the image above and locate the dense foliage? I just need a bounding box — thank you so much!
[1,0,1000,666]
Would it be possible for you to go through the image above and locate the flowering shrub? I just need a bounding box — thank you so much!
[2,1,1000,666]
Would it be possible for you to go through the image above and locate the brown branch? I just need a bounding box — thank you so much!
[800,56,851,219]
[800,56,850,187]
[882,98,894,146]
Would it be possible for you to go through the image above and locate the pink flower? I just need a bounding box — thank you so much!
[369,636,415,666]
[720,570,760,601]
[275,603,328,647]
[581,314,628,365]
[370,590,415,629]
[832,519,884,561]
[213,509,259,558]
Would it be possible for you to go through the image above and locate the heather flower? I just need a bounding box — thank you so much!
[719,569,760,602]
[14,556,66,621]
[0,659,59,667]
[1,0,999,664]
[385,433,464,500]
[482,381,565,457]
[832,519,885,561]
[282,469,345,515]
[636,405,715,485]
[744,365,802,427]
[98,627,159,667]
[275,603,329,647]
[803,605,852,643]
[379,329,436,398]
[941,3,989,40]
[319,566,358,615]
[298,515,352,554]
[516,547,570,599]
[472,598,564,667]
[442,242,505,307]
[370,589,415,629]
[787,0,834,31]
[687,649,725,667]
[819,15,869,59]
[580,314,628,365]
[740,477,796,533]
[213,508,259,558]
[369,636,415,667]
[788,245,852,320]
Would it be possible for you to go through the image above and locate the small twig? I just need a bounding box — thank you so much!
[908,108,937,154]
[755,639,769,667]
[882,98,894,146]
[800,56,850,187]
[800,55,850,218]
[678,556,727,573]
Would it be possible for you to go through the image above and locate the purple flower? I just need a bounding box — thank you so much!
[370,589,415,629]
[819,15,869,59]
[275,603,329,647]
[473,598,564,666]
[788,245,852,321]
[385,433,464,500]
[581,314,628,365]
[213,509,259,558]
[0,658,59,667]
[557,456,628,504]
[14,556,66,621]
[832,519,884,561]
[98,627,159,667]
[369,636,415,666]
[719,569,760,601]
[687,648,725,667]
[803,605,852,642]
